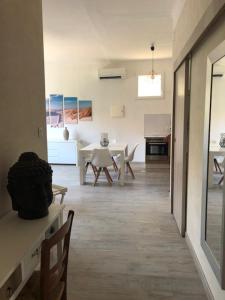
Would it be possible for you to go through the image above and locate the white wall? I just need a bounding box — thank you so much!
[0,0,46,217]
[144,114,171,137]
[180,13,225,300]
[173,0,212,61]
[45,59,173,162]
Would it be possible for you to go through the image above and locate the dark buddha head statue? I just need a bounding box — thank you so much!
[7,152,53,219]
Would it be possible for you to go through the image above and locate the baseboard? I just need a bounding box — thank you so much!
[185,234,215,300]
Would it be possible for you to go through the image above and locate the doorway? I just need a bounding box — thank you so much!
[171,57,191,237]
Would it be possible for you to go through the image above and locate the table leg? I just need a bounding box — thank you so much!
[60,193,65,204]
[119,152,125,186]
[125,145,128,156]
[79,154,85,185]
[125,145,128,173]
[208,152,214,188]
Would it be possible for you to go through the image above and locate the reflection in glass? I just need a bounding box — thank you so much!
[206,56,225,264]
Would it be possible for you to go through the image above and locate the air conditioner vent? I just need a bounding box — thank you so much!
[98,68,126,80]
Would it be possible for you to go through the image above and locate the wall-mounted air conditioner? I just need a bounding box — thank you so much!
[98,68,126,79]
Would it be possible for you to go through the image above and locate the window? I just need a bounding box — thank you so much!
[138,74,163,98]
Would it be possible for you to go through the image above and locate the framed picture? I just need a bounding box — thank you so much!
[79,100,92,121]
[49,94,64,128]
[64,97,78,124]
[110,105,125,118]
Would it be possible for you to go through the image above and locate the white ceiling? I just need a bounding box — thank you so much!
[42,0,185,63]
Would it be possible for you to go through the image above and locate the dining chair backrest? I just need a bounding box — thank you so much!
[92,148,113,167]
[40,210,74,300]
[127,144,139,162]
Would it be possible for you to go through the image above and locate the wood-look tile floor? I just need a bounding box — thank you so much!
[52,163,207,300]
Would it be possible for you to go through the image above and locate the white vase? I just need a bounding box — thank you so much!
[63,127,69,140]
[219,133,225,148]
[100,132,109,147]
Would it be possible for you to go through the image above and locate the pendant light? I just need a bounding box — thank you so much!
[150,43,155,79]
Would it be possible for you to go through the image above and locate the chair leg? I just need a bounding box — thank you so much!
[94,168,101,186]
[103,167,112,185]
[93,165,98,174]
[61,283,67,300]
[218,175,224,185]
[85,162,90,174]
[91,163,97,177]
[105,167,113,183]
[214,158,222,173]
[118,169,121,180]
[216,160,222,174]
[214,159,218,172]
[127,162,135,179]
[112,157,118,172]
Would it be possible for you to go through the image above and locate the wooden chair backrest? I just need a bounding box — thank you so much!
[40,210,74,300]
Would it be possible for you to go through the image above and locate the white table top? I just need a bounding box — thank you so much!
[48,139,78,143]
[210,145,225,153]
[0,204,64,287]
[80,143,127,152]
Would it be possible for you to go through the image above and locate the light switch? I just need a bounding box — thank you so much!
[38,127,44,138]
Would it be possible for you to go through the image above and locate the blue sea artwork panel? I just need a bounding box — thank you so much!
[79,100,92,121]
[45,98,50,125]
[49,94,64,127]
[64,97,78,124]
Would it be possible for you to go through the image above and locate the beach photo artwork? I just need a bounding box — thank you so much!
[46,98,50,125]
[79,100,92,121]
[49,94,64,127]
[64,97,78,124]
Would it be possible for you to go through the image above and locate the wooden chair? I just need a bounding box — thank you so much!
[17,210,74,300]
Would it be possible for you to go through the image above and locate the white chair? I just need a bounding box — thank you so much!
[91,148,114,186]
[109,139,119,172]
[80,142,97,176]
[119,144,139,179]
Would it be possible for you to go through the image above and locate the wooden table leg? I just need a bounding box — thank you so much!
[208,152,214,188]
[79,154,86,185]
[119,152,125,186]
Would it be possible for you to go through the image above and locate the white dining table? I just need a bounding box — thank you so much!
[79,143,128,186]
